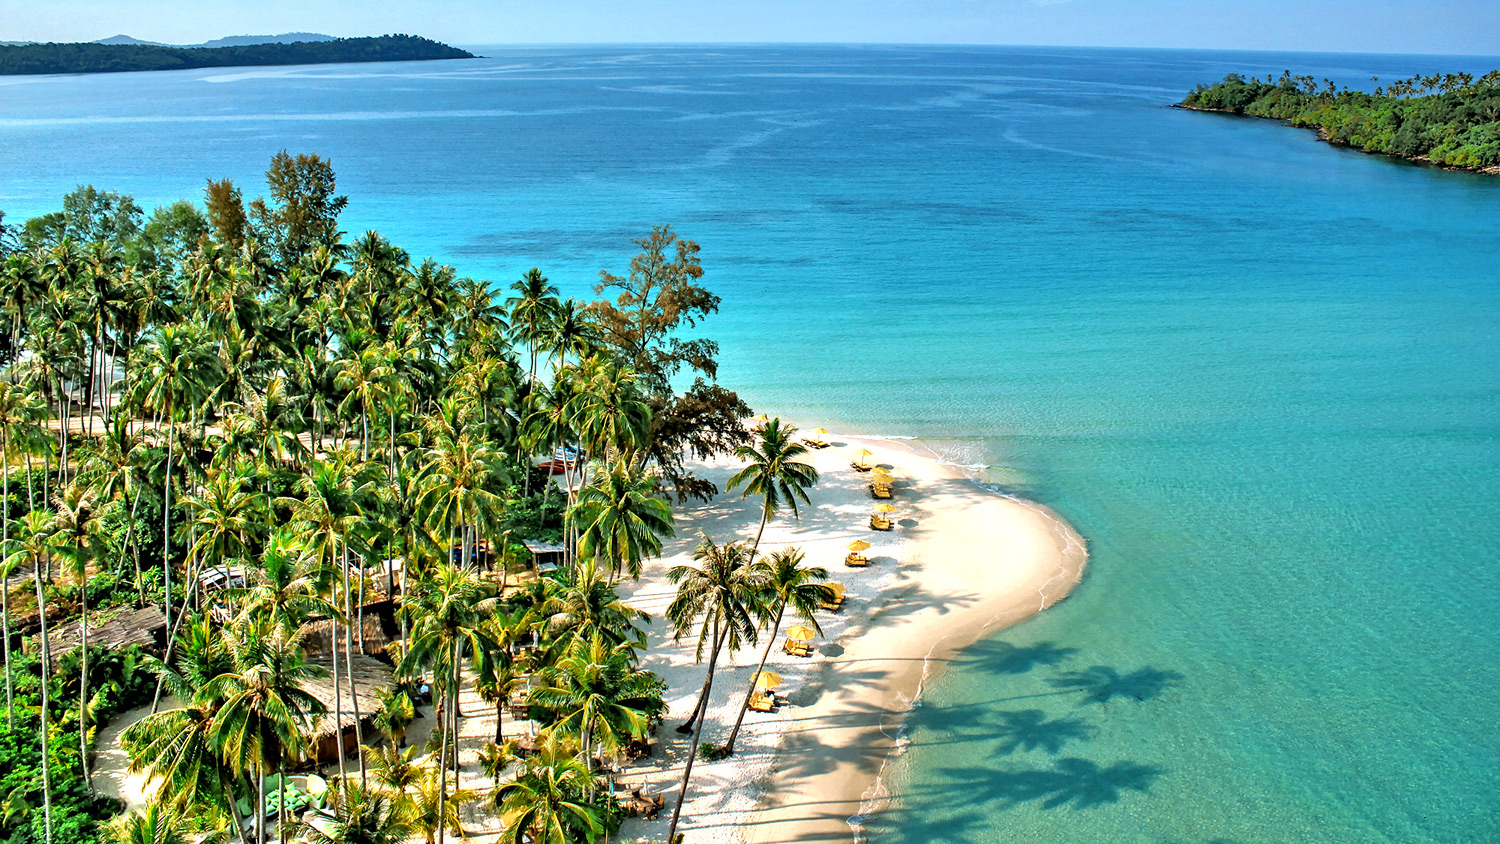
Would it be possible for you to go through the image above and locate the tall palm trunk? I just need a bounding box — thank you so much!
[332,555,346,785]
[435,638,456,844]
[77,560,89,791]
[162,399,174,636]
[255,760,266,844]
[667,619,721,844]
[33,556,52,844]
[342,543,366,788]
[677,625,726,733]
[1,433,12,729]
[723,601,787,754]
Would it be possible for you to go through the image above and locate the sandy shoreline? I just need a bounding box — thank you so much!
[615,430,1087,844]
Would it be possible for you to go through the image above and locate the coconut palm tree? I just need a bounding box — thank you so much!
[571,462,674,582]
[725,418,819,555]
[504,269,558,384]
[302,782,417,844]
[203,626,327,844]
[0,380,44,727]
[396,563,498,844]
[50,481,102,790]
[490,733,604,844]
[234,531,335,634]
[721,547,830,754]
[407,765,476,844]
[134,321,219,633]
[568,359,650,467]
[6,510,54,844]
[102,803,192,844]
[362,743,423,794]
[539,561,650,650]
[415,409,506,573]
[530,632,659,769]
[663,535,763,844]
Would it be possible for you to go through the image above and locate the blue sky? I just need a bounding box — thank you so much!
[6,0,1498,55]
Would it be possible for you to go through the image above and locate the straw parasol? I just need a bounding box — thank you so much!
[753,414,769,423]
[873,503,896,514]
[824,582,846,598]
[871,468,894,480]
[812,427,829,435]
[855,448,872,460]
[786,624,817,642]
[755,670,784,689]
[847,539,871,552]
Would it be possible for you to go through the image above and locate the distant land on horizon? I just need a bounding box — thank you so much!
[91,32,337,49]
[0,34,475,76]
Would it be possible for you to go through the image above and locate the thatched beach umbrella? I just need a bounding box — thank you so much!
[873,503,896,515]
[755,670,784,689]
[847,540,871,552]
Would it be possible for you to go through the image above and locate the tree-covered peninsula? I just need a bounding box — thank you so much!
[0,35,474,76]
[1179,70,1500,174]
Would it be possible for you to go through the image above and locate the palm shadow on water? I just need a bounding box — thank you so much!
[1048,665,1186,705]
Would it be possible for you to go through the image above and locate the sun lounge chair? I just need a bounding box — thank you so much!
[870,514,892,531]
[804,437,829,449]
[870,483,892,499]
[749,691,776,712]
[845,551,868,567]
[783,639,813,657]
[820,596,844,611]
[851,460,872,472]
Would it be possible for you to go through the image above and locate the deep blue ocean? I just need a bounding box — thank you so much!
[2,45,1498,842]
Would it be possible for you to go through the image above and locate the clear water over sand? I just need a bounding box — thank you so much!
[3,45,1498,841]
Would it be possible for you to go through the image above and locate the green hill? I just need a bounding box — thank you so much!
[1179,71,1500,174]
[0,34,475,76]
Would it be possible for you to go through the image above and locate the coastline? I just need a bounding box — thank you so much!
[615,428,1087,844]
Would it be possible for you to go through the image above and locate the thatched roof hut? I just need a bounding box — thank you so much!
[44,606,167,662]
[298,604,396,656]
[300,652,396,763]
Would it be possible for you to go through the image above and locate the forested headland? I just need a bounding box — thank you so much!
[1179,70,1500,174]
[0,35,474,76]
[0,151,830,844]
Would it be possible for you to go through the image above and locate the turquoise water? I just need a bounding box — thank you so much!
[3,45,1499,841]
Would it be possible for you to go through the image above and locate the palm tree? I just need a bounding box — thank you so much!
[504,268,558,384]
[134,322,218,634]
[302,782,417,844]
[725,418,819,555]
[539,562,649,650]
[6,510,54,844]
[235,531,336,634]
[722,547,830,754]
[102,804,192,844]
[50,481,101,790]
[396,563,497,844]
[408,765,476,844]
[415,409,506,573]
[531,632,659,769]
[0,380,43,727]
[663,535,763,844]
[362,743,423,794]
[203,626,327,844]
[568,359,650,467]
[491,733,604,844]
[571,462,674,582]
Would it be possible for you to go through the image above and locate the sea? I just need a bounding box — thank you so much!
[2,44,1497,843]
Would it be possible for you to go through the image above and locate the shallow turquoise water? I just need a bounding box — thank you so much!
[2,45,1498,841]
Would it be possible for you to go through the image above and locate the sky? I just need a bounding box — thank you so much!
[3,0,1498,56]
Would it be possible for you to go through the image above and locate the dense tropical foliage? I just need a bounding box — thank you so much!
[0,151,831,844]
[1180,69,1500,172]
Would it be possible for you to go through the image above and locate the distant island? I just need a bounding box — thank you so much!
[0,34,475,76]
[1178,71,1500,175]
[92,32,337,48]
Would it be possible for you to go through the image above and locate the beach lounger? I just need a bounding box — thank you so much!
[820,596,844,611]
[870,515,893,531]
[851,461,872,472]
[845,552,868,567]
[783,639,813,657]
[749,691,776,712]
[870,483,892,499]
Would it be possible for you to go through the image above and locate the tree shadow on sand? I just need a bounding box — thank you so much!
[1048,665,1185,705]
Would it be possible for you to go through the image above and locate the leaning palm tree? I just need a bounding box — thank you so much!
[721,547,830,754]
[663,535,763,844]
[303,782,417,844]
[203,626,328,844]
[491,733,604,844]
[571,462,675,582]
[725,418,819,555]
